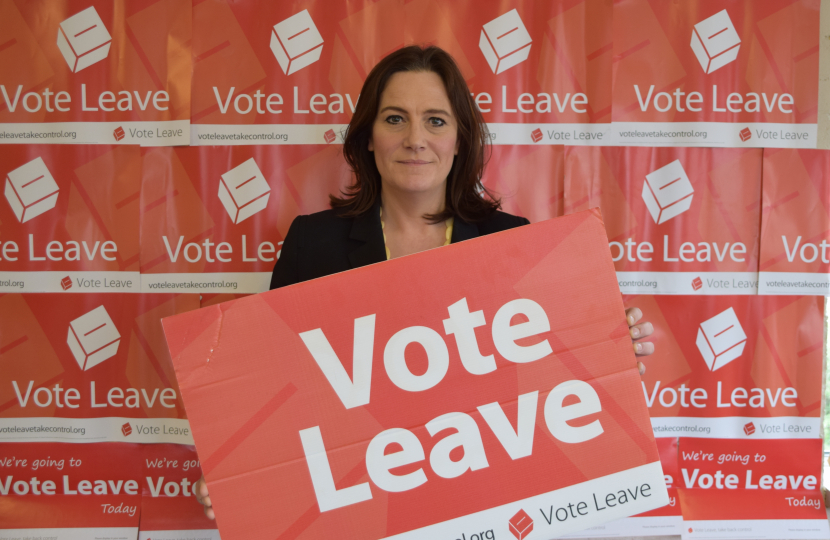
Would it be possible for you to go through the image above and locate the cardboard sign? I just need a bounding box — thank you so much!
[759,149,830,295]
[0,442,141,540]
[163,209,668,540]
[632,295,824,439]
[611,0,820,147]
[677,438,829,539]
[190,0,612,146]
[0,0,191,145]
[0,293,197,443]
[139,146,350,293]
[0,145,142,293]
[564,146,762,294]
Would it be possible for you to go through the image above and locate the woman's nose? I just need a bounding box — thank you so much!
[403,122,427,150]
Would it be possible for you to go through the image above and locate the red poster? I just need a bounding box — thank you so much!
[564,146,762,294]
[611,0,819,147]
[632,295,823,439]
[0,442,141,539]
[677,438,828,539]
[0,0,190,145]
[139,444,219,540]
[163,210,667,540]
[139,146,349,294]
[0,293,197,443]
[0,145,141,293]
[191,0,612,146]
[759,148,830,294]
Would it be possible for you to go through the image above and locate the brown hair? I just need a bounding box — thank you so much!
[331,45,500,223]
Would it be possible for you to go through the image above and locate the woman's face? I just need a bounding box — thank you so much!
[369,70,459,199]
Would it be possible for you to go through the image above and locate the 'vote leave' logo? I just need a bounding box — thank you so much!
[509,509,533,539]
[57,6,112,73]
[480,9,532,75]
[4,157,59,223]
[690,10,741,74]
[695,307,747,372]
[67,306,122,371]
[218,158,271,224]
[641,160,694,225]
[271,10,324,75]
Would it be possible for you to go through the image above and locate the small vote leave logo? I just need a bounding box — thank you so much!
[691,277,703,291]
[121,422,132,437]
[5,157,60,223]
[696,307,747,372]
[509,509,533,539]
[57,6,112,73]
[61,276,73,291]
[113,126,125,141]
[530,128,543,143]
[324,129,336,144]
[691,10,741,74]
[739,127,751,142]
[642,160,694,225]
[743,422,756,436]
[271,10,324,75]
[480,9,532,74]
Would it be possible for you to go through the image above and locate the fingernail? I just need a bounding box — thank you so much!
[632,328,639,337]
[636,343,642,353]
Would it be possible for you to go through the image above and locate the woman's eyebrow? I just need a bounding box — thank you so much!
[378,106,452,116]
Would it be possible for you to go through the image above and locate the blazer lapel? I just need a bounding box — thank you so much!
[348,202,387,269]
[450,215,479,243]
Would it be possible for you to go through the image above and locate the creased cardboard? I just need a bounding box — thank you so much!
[162,209,668,540]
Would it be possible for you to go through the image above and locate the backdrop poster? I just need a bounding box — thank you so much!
[630,295,824,439]
[564,437,683,538]
[163,210,667,540]
[0,293,197,444]
[0,0,191,145]
[758,149,830,295]
[139,145,350,294]
[677,438,829,540]
[190,0,612,146]
[481,145,565,223]
[139,444,219,540]
[611,0,820,148]
[0,442,142,540]
[0,145,142,293]
[564,146,762,295]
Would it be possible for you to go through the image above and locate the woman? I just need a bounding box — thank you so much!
[195,45,655,519]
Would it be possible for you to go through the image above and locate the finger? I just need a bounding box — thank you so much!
[204,505,215,520]
[630,322,654,340]
[634,341,655,356]
[201,495,212,508]
[626,307,643,327]
[196,478,209,498]
[638,361,645,376]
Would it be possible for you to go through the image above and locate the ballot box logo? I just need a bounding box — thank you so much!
[4,157,60,223]
[67,305,122,371]
[61,276,73,291]
[642,160,694,225]
[324,129,336,143]
[271,10,324,75]
[113,126,126,141]
[509,509,533,539]
[121,422,133,437]
[743,422,756,436]
[690,10,741,74]
[218,158,271,224]
[480,9,532,75]
[57,6,112,73]
[530,128,543,143]
[739,127,751,142]
[695,307,747,372]
[692,277,703,291]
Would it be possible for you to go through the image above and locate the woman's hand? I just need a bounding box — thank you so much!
[195,475,215,520]
[626,307,655,375]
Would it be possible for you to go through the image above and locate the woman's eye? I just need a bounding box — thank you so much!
[386,115,403,124]
[429,117,446,127]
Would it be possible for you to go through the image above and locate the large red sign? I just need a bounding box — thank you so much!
[163,210,667,539]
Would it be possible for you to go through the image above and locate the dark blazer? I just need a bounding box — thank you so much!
[269,204,529,289]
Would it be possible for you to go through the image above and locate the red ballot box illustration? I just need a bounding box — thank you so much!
[479,9,532,74]
[56,6,112,73]
[509,509,534,539]
[163,209,668,540]
[4,156,59,223]
[271,9,324,75]
[690,9,741,74]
